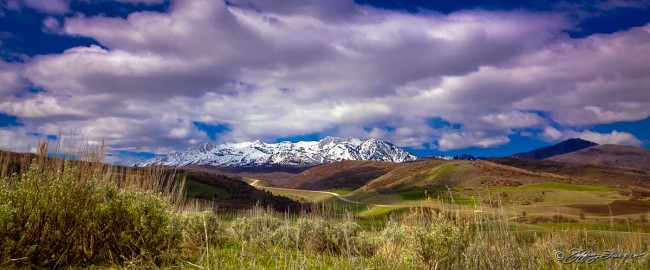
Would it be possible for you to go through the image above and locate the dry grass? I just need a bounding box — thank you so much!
[0,141,187,267]
[1,141,649,269]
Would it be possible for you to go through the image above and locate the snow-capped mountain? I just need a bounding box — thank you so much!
[428,154,478,161]
[135,136,417,167]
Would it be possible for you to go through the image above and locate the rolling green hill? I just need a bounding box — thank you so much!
[354,159,566,194]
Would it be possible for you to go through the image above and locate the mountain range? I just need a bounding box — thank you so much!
[135,136,417,167]
[136,135,649,173]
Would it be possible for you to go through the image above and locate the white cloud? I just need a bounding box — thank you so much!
[42,17,62,34]
[438,131,510,151]
[0,127,43,153]
[479,111,546,130]
[541,127,563,141]
[0,60,25,95]
[540,127,642,146]
[6,0,70,14]
[573,130,642,146]
[1,0,649,158]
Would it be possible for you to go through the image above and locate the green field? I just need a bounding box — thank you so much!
[492,182,618,192]
[259,186,336,202]
[184,179,230,199]
[4,146,650,269]
[539,222,650,233]
[258,179,638,221]
[328,188,352,195]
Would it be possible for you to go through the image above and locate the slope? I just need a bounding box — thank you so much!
[354,159,566,194]
[511,138,597,160]
[546,144,650,172]
[347,159,650,216]
[179,169,306,212]
[491,157,650,187]
[279,160,402,191]
[0,149,305,213]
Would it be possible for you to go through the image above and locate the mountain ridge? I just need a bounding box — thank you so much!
[510,138,597,160]
[135,136,417,167]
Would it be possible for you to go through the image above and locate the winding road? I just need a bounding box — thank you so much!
[247,178,489,217]
[248,179,393,207]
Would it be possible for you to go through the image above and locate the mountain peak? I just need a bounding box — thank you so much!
[511,138,598,160]
[135,137,417,167]
[565,138,596,144]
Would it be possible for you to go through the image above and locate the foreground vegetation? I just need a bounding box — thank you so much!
[1,143,649,269]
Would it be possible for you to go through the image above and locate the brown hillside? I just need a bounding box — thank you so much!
[355,159,568,194]
[0,149,305,212]
[280,160,402,190]
[181,169,305,212]
[492,157,650,187]
[547,144,650,172]
[187,165,303,186]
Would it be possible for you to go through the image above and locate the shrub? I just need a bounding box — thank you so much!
[96,189,182,264]
[231,214,283,247]
[231,215,363,255]
[182,211,228,248]
[314,219,360,254]
[0,160,181,267]
[380,212,469,269]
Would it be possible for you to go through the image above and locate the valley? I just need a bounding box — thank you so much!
[245,161,650,221]
[3,138,650,269]
[172,138,650,228]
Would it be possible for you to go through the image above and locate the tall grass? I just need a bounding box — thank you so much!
[0,141,649,269]
[0,141,186,267]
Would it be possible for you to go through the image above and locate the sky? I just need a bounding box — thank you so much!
[1,0,649,164]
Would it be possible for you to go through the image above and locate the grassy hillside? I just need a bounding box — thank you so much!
[280,160,401,190]
[180,169,306,212]
[2,144,650,269]
[184,178,229,199]
[188,165,307,186]
[344,159,650,219]
[355,160,566,194]
[491,157,650,187]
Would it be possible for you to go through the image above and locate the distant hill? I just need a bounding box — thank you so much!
[353,159,567,194]
[491,157,650,187]
[547,144,650,172]
[511,138,597,160]
[0,149,305,213]
[186,165,309,187]
[279,160,401,190]
[180,169,305,212]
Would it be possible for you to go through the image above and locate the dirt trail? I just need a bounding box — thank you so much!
[249,179,393,207]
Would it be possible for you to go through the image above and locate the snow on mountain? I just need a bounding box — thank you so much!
[134,136,417,167]
[428,154,478,161]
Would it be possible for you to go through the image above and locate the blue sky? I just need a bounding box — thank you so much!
[1,0,649,163]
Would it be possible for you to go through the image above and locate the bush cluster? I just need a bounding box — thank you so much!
[0,162,182,267]
[2,152,649,269]
[379,212,470,269]
[231,214,365,254]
